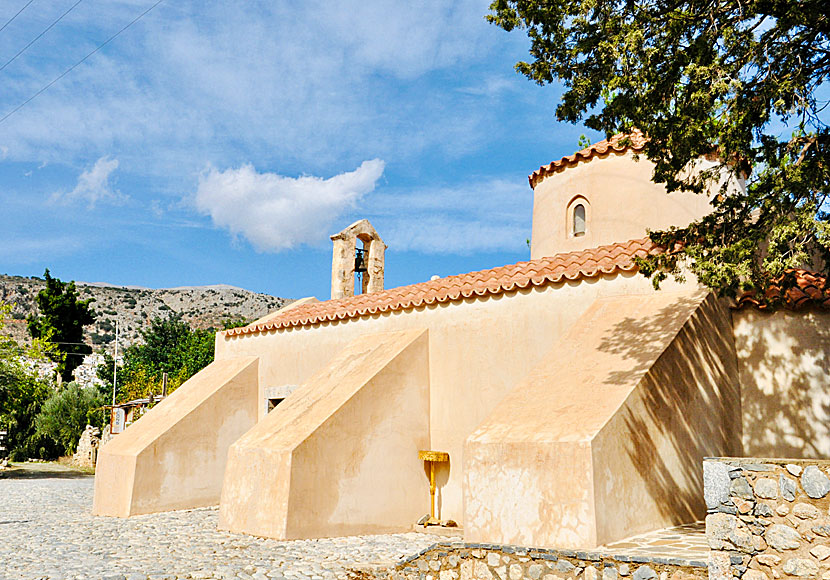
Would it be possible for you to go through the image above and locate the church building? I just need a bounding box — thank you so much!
[93,132,830,550]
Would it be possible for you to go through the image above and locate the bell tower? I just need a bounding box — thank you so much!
[330,219,386,300]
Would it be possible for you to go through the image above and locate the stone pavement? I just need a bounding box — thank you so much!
[598,522,708,566]
[0,468,437,580]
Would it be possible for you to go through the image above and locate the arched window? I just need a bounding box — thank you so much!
[573,203,586,236]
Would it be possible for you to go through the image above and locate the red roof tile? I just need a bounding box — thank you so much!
[736,270,830,311]
[529,130,648,189]
[224,238,662,337]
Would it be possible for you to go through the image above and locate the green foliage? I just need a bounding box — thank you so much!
[27,269,96,381]
[221,317,249,330]
[0,305,60,460]
[99,314,215,404]
[97,351,115,393]
[489,1,830,302]
[34,382,106,456]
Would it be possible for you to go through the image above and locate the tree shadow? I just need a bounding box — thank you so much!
[735,309,830,459]
[0,464,92,479]
[596,293,742,525]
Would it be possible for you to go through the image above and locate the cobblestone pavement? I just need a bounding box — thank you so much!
[0,473,439,580]
[599,522,708,564]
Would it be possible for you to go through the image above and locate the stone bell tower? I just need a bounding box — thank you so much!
[330,219,386,300]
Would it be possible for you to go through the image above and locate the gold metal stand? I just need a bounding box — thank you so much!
[419,450,449,526]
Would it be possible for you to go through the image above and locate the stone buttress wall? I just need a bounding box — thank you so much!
[464,290,738,548]
[219,329,429,539]
[93,356,259,517]
[705,458,830,579]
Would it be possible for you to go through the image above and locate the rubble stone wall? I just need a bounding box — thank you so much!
[390,542,706,580]
[72,425,100,468]
[705,458,830,579]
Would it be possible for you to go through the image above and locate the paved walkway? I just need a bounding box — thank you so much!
[0,467,437,580]
[598,522,708,565]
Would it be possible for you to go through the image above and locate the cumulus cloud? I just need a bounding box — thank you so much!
[53,156,124,207]
[195,159,385,252]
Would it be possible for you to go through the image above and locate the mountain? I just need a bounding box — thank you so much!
[0,274,292,351]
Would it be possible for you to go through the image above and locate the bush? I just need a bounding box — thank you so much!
[34,383,107,456]
[0,304,60,460]
[0,363,58,460]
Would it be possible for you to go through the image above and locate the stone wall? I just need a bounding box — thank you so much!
[71,425,100,468]
[389,542,706,580]
[705,458,830,579]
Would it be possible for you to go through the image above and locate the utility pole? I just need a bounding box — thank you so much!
[112,319,119,407]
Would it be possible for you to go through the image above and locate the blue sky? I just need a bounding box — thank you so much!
[0,0,599,299]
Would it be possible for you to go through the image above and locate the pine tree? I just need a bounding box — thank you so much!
[27,270,96,382]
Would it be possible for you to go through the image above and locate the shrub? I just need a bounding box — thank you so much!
[0,304,60,460]
[0,363,58,460]
[34,383,107,456]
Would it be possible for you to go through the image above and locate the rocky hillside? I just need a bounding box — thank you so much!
[0,274,291,351]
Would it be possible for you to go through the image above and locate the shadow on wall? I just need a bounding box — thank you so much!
[597,294,741,526]
[436,460,450,520]
[736,310,830,459]
[417,455,451,522]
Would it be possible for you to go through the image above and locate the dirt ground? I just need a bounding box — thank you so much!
[0,460,92,479]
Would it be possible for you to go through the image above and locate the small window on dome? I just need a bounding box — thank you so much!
[573,204,586,236]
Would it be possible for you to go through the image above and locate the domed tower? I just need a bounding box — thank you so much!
[528,131,732,258]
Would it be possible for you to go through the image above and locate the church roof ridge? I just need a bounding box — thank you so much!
[529,129,648,189]
[223,237,661,337]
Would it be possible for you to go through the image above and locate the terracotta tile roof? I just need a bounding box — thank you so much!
[529,130,648,189]
[735,270,830,310]
[224,238,662,337]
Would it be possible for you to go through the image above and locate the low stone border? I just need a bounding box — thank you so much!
[384,541,706,580]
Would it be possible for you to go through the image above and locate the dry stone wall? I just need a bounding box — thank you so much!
[705,458,830,579]
[389,542,706,580]
[72,425,100,468]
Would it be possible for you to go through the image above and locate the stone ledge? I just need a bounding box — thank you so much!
[387,541,707,580]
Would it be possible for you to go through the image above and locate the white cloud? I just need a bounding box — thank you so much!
[53,156,124,207]
[149,199,164,217]
[457,76,521,97]
[0,0,500,176]
[364,177,533,254]
[194,159,385,252]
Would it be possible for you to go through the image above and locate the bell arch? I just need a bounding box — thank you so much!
[330,219,387,300]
